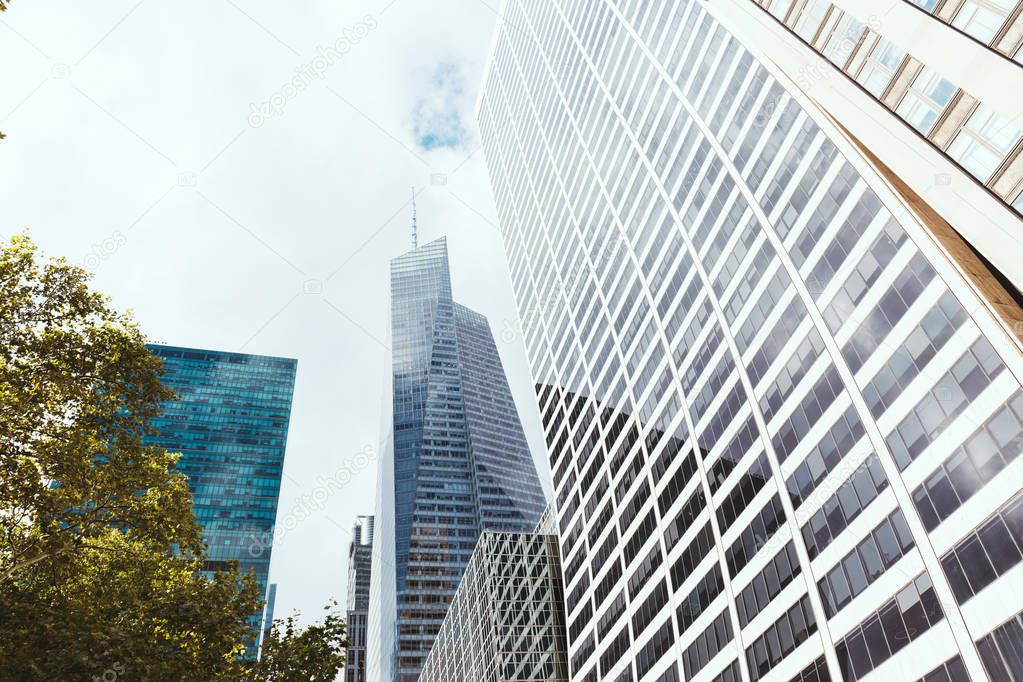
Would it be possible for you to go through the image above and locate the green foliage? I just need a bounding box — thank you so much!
[250,602,349,682]
[0,233,261,680]
[0,233,347,680]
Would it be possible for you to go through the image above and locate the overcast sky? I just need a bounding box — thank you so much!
[0,0,551,628]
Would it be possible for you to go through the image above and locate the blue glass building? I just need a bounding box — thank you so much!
[368,237,549,682]
[146,344,297,655]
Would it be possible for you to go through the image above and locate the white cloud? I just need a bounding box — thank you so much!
[411,61,471,151]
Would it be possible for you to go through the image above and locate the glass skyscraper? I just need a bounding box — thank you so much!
[147,344,297,655]
[478,1,1023,681]
[345,516,374,682]
[367,237,549,682]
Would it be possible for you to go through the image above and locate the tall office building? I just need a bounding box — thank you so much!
[147,344,297,655]
[478,1,1023,681]
[418,507,570,682]
[367,237,549,682]
[345,516,375,682]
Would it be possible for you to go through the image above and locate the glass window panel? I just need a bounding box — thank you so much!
[875,521,902,564]
[941,552,973,603]
[959,535,998,596]
[844,553,869,595]
[860,537,885,579]
[862,615,891,667]
[879,601,909,655]
[979,518,1023,575]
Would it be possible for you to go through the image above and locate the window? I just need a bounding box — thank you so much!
[896,67,957,134]
[977,608,1023,681]
[947,104,1023,182]
[835,574,944,681]
[681,609,733,679]
[941,490,1023,604]
[786,407,865,508]
[717,453,773,533]
[736,541,802,627]
[914,655,968,682]
[744,594,818,680]
[677,564,724,636]
[913,390,1023,530]
[887,338,1006,469]
[726,495,787,577]
[818,510,915,617]
[671,523,715,590]
[792,655,831,682]
[952,0,1015,43]
[862,292,968,419]
[857,38,905,97]
[636,619,675,679]
[823,15,866,66]
[794,0,832,42]
[802,454,888,559]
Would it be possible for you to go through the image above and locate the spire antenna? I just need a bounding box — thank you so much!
[411,185,418,249]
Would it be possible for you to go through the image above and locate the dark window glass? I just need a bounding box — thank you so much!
[862,615,890,667]
[899,586,929,640]
[844,554,868,595]
[860,538,884,579]
[846,631,872,680]
[875,522,901,564]
[940,553,972,603]
[878,601,909,655]
[959,535,998,595]
[980,518,1023,575]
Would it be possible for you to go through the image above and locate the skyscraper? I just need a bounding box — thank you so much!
[478,1,1023,681]
[345,516,374,682]
[418,507,570,682]
[147,344,297,655]
[367,237,549,682]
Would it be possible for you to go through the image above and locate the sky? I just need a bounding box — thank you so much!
[0,0,552,628]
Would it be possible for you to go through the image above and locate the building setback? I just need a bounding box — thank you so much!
[344,516,374,682]
[418,508,569,682]
[367,237,549,682]
[478,1,1023,681]
[147,344,296,656]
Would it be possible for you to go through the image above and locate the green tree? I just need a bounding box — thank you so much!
[250,602,349,682]
[0,232,261,680]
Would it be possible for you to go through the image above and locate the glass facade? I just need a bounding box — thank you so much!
[345,516,374,682]
[418,523,570,682]
[372,237,548,682]
[146,344,297,656]
[477,1,1023,681]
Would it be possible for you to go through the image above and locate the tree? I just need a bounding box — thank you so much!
[0,232,261,680]
[250,602,349,682]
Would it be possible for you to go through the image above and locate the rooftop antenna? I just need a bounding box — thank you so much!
[410,185,418,249]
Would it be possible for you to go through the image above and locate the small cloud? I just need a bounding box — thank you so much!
[412,62,470,152]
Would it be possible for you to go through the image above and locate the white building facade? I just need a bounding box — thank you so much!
[477,1,1023,681]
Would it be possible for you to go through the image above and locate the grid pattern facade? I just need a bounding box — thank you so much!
[146,344,296,655]
[902,0,1023,61]
[748,0,1023,214]
[382,237,548,681]
[418,531,570,682]
[345,516,374,682]
[477,1,1023,681]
